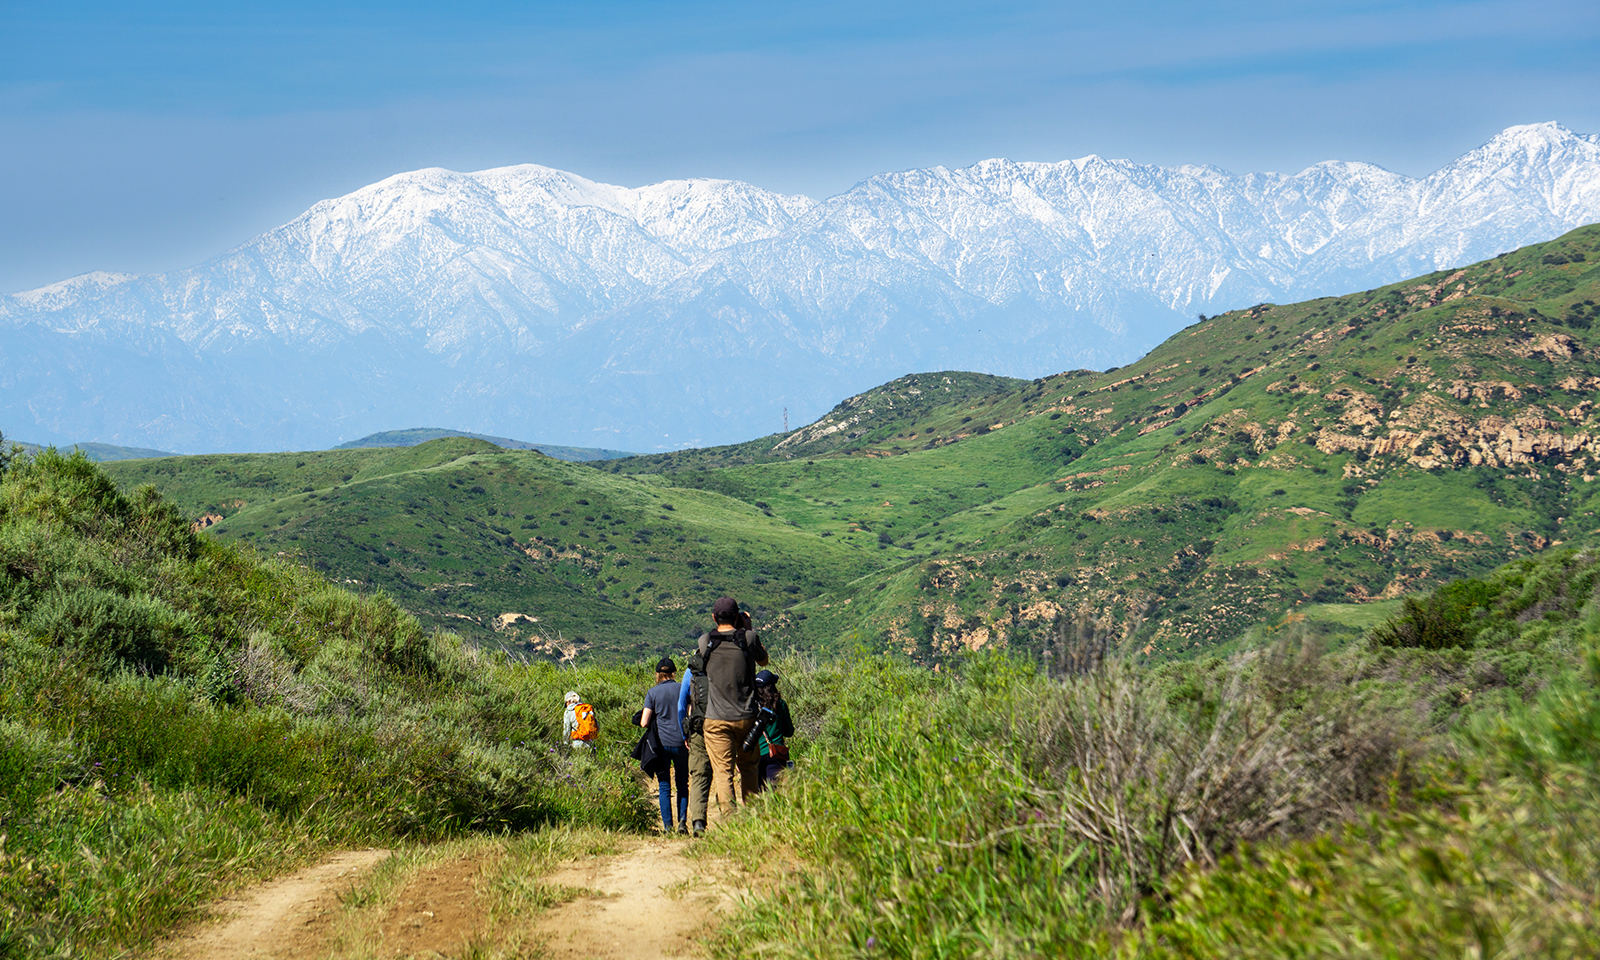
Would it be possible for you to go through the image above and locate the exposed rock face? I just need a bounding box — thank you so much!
[493,612,538,631]
[1296,293,1600,473]
[5,123,1600,453]
[843,225,1600,663]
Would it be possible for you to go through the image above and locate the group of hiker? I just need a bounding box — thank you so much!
[561,596,795,835]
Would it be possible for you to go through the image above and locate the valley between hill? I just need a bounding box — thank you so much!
[100,225,1600,663]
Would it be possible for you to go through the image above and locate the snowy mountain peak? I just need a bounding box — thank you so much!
[10,271,137,310]
[1489,120,1581,146]
[1457,121,1599,169]
[5,123,1599,453]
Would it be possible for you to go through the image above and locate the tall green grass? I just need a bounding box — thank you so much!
[701,551,1600,958]
[1136,646,1600,958]
[702,647,1412,957]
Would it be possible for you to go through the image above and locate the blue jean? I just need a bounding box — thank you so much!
[656,746,688,829]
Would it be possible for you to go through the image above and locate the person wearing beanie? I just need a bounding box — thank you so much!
[695,597,768,813]
[639,656,688,833]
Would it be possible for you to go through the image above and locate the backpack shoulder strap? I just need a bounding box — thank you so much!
[704,629,754,660]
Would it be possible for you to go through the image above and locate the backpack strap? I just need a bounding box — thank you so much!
[704,628,750,658]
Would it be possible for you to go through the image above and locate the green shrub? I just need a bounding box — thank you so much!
[24,586,197,674]
[701,642,1417,958]
[1370,594,1475,649]
[706,571,1600,959]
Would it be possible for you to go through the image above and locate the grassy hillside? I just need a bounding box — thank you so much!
[100,439,880,655]
[0,448,656,957]
[98,226,1600,661]
[335,427,634,462]
[648,224,1600,659]
[605,371,1030,472]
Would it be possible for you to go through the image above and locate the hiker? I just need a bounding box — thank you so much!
[638,657,689,833]
[696,597,768,812]
[752,669,795,787]
[677,651,713,836]
[564,691,597,748]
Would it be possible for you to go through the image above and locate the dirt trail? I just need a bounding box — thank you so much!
[154,836,734,959]
[155,848,390,960]
[532,836,735,960]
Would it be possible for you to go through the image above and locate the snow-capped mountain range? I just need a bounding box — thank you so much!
[5,122,1600,453]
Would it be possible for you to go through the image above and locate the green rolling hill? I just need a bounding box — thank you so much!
[99,225,1600,661]
[100,439,878,658]
[600,371,1028,473]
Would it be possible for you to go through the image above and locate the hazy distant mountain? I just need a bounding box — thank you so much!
[334,428,633,462]
[4,122,1598,453]
[12,439,175,462]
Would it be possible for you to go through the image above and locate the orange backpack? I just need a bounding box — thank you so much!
[572,703,598,741]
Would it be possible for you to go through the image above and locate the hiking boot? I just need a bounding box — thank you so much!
[691,820,706,837]
[676,822,688,835]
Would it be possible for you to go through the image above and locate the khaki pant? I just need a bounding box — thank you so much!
[702,718,759,809]
[687,729,712,825]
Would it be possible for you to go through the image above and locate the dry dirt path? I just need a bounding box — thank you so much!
[153,848,391,960]
[531,835,735,960]
[153,835,736,959]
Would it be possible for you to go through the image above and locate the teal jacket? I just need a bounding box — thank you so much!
[757,699,795,756]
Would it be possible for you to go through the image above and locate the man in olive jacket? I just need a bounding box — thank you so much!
[695,597,768,811]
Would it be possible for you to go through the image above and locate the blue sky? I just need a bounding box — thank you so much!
[2,0,1596,293]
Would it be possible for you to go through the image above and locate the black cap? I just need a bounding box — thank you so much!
[656,656,676,673]
[712,596,740,623]
[754,669,778,687]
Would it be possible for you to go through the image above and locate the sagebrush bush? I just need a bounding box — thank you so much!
[1031,643,1412,919]
[25,586,198,674]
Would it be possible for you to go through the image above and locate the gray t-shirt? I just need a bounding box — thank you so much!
[696,629,768,722]
[644,680,685,751]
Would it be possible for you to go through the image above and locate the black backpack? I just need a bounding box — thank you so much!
[685,651,707,736]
